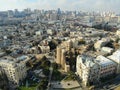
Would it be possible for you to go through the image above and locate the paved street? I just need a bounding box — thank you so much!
[47,52,54,90]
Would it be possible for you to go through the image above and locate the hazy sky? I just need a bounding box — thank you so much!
[0,0,120,12]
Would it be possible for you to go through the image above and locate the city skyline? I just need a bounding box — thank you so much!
[0,0,120,13]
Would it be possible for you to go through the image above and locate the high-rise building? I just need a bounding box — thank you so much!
[56,39,78,71]
[7,10,14,18]
[56,46,61,64]
[56,46,66,69]
[49,13,57,21]
[24,8,31,15]
[57,8,61,15]
[57,8,61,20]
[14,9,19,17]
[61,49,66,69]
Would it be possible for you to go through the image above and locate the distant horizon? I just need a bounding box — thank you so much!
[0,8,119,14]
[0,0,120,13]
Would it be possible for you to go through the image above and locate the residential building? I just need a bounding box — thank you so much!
[38,45,50,53]
[56,46,66,68]
[0,57,27,86]
[116,29,120,38]
[94,38,111,51]
[108,50,120,73]
[76,55,99,86]
[0,66,9,90]
[76,55,117,86]
[47,29,54,35]
[96,55,117,78]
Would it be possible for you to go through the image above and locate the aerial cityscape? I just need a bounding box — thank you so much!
[1,0,120,90]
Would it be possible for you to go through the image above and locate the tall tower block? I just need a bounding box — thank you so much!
[61,48,66,69]
[56,46,61,64]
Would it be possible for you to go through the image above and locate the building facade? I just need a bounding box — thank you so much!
[76,55,99,86]
[108,50,120,74]
[0,66,9,90]
[0,58,27,86]
[96,55,117,79]
[76,55,117,86]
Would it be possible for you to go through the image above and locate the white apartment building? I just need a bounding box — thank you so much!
[96,55,117,78]
[76,55,117,86]
[35,30,43,36]
[94,38,110,50]
[116,29,120,38]
[76,55,99,86]
[0,58,27,86]
[47,29,54,35]
[108,50,120,73]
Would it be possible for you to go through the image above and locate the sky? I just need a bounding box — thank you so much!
[0,0,120,13]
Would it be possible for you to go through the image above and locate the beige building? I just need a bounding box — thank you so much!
[56,38,80,72]
[56,46,66,69]
[38,45,50,53]
[56,39,73,70]
[94,38,111,51]
[56,46,61,64]
[65,64,70,73]
[61,49,66,69]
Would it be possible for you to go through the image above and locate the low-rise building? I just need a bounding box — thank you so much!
[38,45,50,53]
[94,38,110,51]
[101,47,114,54]
[116,29,120,38]
[47,29,54,35]
[35,30,43,36]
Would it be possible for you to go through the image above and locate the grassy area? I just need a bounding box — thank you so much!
[18,78,39,90]
[19,86,36,90]
[18,83,38,90]
[64,75,76,81]
[63,72,76,81]
[52,70,65,81]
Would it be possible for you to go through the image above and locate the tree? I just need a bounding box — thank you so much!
[48,40,58,50]
[41,60,51,68]
[78,39,86,45]
[38,79,48,90]
[5,50,12,54]
[8,35,14,40]
[43,68,50,76]
[52,62,58,70]
[52,70,62,80]
[41,56,47,61]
